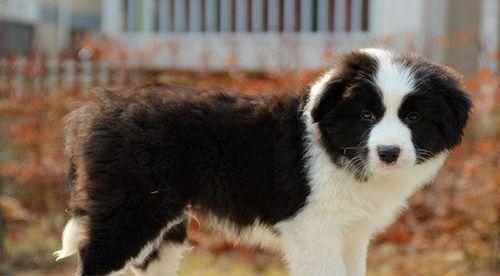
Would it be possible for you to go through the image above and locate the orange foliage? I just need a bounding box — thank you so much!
[0,69,498,273]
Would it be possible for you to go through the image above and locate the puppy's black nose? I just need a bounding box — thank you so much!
[377,146,401,164]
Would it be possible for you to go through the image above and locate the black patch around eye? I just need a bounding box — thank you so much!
[400,83,471,163]
[318,83,384,180]
[397,53,471,157]
[399,94,448,162]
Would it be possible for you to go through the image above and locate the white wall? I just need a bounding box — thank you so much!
[369,0,424,35]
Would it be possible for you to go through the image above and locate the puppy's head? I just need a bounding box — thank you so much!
[306,49,471,180]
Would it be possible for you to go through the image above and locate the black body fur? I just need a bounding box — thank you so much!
[71,86,310,274]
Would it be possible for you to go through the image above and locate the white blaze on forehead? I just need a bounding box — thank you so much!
[362,48,418,168]
[362,48,415,111]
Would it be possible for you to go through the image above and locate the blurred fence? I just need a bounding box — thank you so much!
[117,0,370,33]
[0,55,156,96]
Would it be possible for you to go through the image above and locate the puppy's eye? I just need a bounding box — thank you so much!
[361,110,376,121]
[406,112,421,123]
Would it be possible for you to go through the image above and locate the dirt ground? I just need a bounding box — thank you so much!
[10,243,497,276]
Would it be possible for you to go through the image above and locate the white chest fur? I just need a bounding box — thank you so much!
[285,111,446,230]
[273,117,446,276]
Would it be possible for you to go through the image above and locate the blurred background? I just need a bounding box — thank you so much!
[0,0,498,275]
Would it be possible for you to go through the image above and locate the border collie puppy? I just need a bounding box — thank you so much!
[55,49,471,276]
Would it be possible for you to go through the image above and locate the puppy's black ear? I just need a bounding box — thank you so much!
[311,77,346,123]
[438,67,472,148]
[442,85,472,148]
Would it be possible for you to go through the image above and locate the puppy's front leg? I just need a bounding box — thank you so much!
[279,218,346,276]
[342,223,372,276]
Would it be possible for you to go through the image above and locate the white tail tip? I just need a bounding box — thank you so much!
[54,218,83,261]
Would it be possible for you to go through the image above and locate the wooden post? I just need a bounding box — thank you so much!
[445,0,481,75]
[479,0,499,73]
[0,215,4,272]
[0,58,6,96]
[102,0,124,34]
[57,0,72,52]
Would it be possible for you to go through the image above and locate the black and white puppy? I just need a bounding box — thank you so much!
[55,49,471,276]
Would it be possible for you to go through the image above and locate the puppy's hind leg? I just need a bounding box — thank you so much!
[131,219,190,276]
[77,204,187,276]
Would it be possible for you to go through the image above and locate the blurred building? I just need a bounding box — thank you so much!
[0,0,40,55]
[0,0,498,73]
[0,0,101,55]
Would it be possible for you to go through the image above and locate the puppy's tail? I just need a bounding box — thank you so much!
[53,218,84,261]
